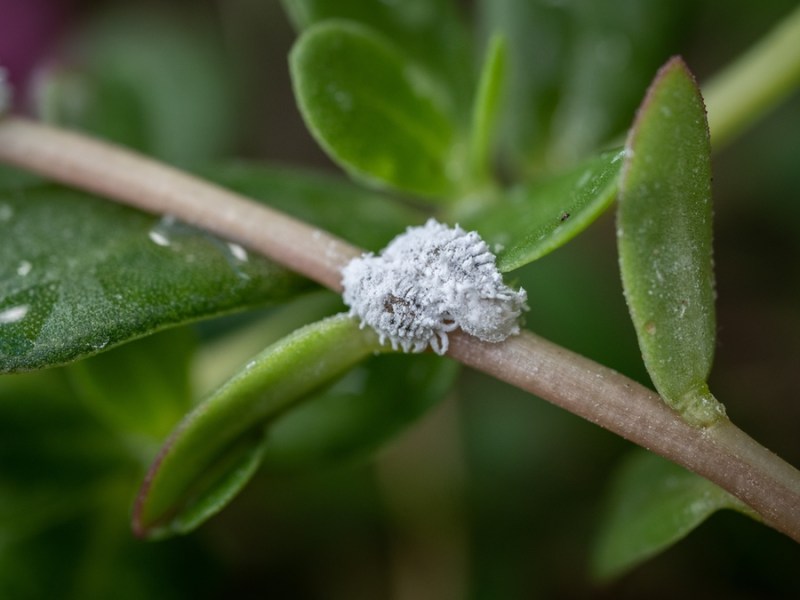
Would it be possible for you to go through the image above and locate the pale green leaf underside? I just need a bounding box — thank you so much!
[133,314,384,539]
[591,450,751,582]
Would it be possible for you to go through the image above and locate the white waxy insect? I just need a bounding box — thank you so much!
[341,219,528,355]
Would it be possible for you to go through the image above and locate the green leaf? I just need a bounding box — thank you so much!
[132,314,383,539]
[479,0,685,174]
[68,327,196,446]
[618,57,724,426]
[261,353,459,469]
[290,20,460,199]
[203,162,424,252]
[39,5,236,167]
[0,185,307,373]
[591,450,752,582]
[282,0,473,120]
[0,369,215,598]
[546,0,686,166]
[469,34,507,181]
[0,370,129,491]
[467,148,624,272]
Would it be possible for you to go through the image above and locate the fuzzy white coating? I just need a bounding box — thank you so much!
[341,219,528,355]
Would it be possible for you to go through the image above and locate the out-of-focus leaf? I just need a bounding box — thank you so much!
[479,0,684,174]
[591,450,751,582]
[467,148,623,272]
[204,162,424,252]
[469,34,507,182]
[132,314,383,539]
[261,353,459,469]
[0,370,127,491]
[547,0,684,166]
[38,5,236,167]
[290,20,460,199]
[0,185,307,373]
[281,0,473,120]
[37,69,150,154]
[618,57,724,426]
[192,291,345,396]
[0,371,216,599]
[0,164,42,190]
[68,327,196,446]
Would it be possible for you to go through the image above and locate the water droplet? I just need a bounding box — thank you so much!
[91,337,110,351]
[149,230,171,247]
[227,242,248,262]
[148,215,179,248]
[0,305,29,324]
[16,260,32,276]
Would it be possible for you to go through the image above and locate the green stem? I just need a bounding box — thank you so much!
[1,117,800,543]
[703,4,800,149]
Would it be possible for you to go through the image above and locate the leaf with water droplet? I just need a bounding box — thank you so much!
[591,450,752,582]
[618,57,723,425]
[0,185,309,373]
[290,20,459,199]
[132,314,384,539]
[466,148,623,272]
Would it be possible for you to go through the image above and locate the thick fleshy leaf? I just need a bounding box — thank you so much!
[0,185,307,373]
[68,327,195,445]
[467,148,623,272]
[203,162,423,252]
[281,0,473,120]
[290,20,460,199]
[132,314,383,539]
[37,5,236,167]
[618,57,723,425]
[261,353,459,469]
[591,450,751,582]
[478,0,684,174]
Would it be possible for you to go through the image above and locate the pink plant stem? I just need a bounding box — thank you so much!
[0,117,360,291]
[1,116,799,542]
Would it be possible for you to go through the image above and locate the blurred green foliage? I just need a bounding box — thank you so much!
[1,0,799,598]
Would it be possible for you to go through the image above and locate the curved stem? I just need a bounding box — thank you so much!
[447,331,800,542]
[0,117,360,292]
[1,117,800,542]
